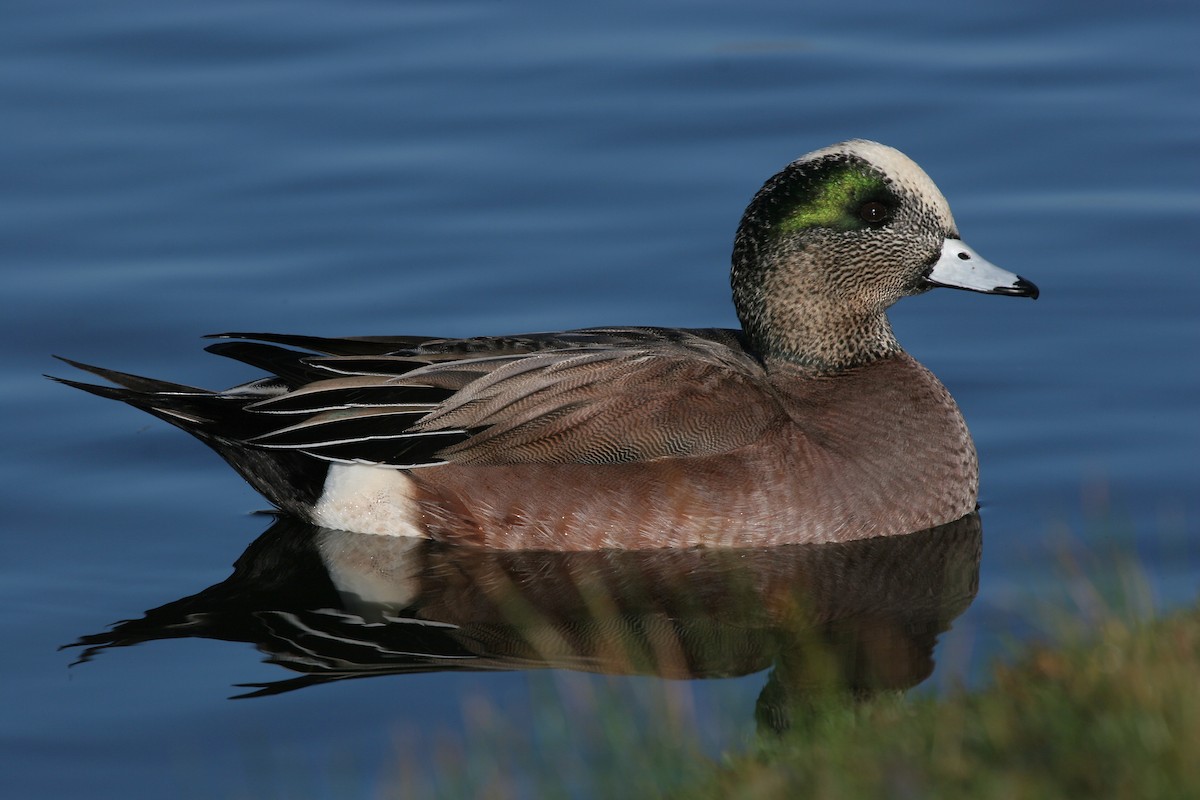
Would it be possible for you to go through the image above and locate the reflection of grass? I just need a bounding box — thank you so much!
[382,602,1200,799]
[385,672,735,799]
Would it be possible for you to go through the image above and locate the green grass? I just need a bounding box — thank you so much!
[381,602,1200,799]
[694,605,1200,800]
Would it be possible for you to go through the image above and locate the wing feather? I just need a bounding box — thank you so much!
[410,335,782,465]
[203,328,777,467]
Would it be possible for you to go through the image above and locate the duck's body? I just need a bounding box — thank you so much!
[386,350,973,549]
[57,140,1036,550]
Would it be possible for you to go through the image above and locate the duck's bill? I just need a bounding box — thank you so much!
[925,239,1039,299]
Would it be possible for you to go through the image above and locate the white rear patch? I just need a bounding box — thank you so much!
[313,463,428,538]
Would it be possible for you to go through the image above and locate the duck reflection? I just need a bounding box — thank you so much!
[70,512,981,732]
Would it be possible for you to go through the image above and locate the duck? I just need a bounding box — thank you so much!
[55,140,1037,550]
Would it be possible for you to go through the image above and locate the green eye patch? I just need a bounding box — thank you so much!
[777,166,891,233]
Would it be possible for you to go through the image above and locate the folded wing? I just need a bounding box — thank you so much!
[232,327,782,467]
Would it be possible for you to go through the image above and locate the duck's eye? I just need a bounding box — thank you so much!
[858,200,891,224]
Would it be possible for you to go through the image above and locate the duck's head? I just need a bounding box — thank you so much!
[731,139,1037,371]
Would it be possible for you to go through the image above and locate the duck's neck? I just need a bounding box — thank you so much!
[732,236,905,373]
[738,288,903,373]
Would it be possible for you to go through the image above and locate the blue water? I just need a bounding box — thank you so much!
[4,0,1199,796]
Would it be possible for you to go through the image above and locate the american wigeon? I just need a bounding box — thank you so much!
[56,140,1037,550]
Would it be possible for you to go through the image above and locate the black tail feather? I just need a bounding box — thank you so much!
[50,362,330,516]
[51,356,204,394]
[206,331,429,357]
[203,341,328,389]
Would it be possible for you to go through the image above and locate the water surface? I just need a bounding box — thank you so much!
[3,1,1198,796]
